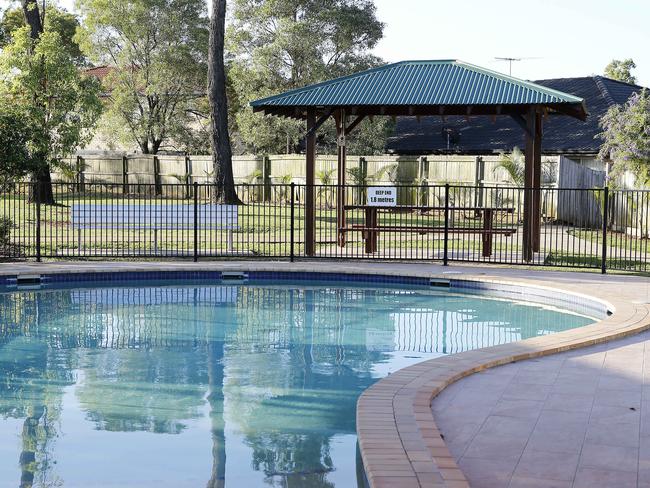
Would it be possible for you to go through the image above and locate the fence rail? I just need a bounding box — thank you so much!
[1,182,649,273]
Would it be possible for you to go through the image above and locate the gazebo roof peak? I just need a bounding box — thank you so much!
[251,59,587,120]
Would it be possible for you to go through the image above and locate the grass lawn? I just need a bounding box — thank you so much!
[2,192,512,258]
[569,229,650,255]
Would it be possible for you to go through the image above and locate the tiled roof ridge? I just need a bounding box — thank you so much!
[593,75,617,107]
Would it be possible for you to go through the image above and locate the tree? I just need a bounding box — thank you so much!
[0,17,102,203]
[226,0,388,155]
[208,0,240,203]
[77,0,209,154]
[599,89,650,186]
[604,59,637,84]
[0,109,32,188]
[0,5,87,66]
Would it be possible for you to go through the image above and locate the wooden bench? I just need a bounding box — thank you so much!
[71,204,239,252]
[341,205,516,257]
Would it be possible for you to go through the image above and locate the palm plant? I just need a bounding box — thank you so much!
[494,148,557,186]
[347,166,368,204]
[276,174,292,203]
[494,147,525,186]
[317,167,336,208]
[371,163,399,184]
[58,159,88,192]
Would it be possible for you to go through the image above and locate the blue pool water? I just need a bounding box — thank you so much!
[0,279,594,487]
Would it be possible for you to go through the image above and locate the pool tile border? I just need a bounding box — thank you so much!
[0,261,646,488]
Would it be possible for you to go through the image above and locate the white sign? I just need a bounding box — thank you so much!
[367,186,397,206]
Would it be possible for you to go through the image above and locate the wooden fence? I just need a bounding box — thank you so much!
[57,153,561,189]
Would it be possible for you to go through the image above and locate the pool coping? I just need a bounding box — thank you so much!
[0,261,647,488]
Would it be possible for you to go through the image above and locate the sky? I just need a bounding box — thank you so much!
[52,0,650,86]
[371,0,650,86]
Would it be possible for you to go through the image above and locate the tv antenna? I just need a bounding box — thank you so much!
[494,57,541,76]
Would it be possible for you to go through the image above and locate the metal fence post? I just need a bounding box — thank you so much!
[35,181,42,262]
[122,155,128,194]
[290,182,295,262]
[153,155,162,195]
[443,183,449,266]
[193,182,199,262]
[601,186,609,274]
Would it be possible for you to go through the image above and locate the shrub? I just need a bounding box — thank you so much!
[0,217,13,247]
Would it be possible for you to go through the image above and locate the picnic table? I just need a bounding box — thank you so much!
[340,205,516,257]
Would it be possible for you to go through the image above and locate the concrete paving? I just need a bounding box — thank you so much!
[433,330,650,488]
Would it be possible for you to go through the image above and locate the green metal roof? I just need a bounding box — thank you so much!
[251,60,587,119]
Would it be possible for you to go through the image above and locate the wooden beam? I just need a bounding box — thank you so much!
[253,102,584,120]
[305,109,316,256]
[345,115,366,135]
[304,108,334,140]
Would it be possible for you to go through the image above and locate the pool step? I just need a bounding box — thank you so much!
[429,278,451,288]
[12,274,43,290]
[221,271,248,283]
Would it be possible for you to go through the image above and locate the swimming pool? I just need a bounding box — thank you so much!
[0,275,595,487]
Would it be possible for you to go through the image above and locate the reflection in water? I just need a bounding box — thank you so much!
[0,282,594,487]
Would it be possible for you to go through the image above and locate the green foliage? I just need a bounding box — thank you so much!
[0,108,32,184]
[0,26,102,177]
[599,89,650,187]
[0,217,13,246]
[372,163,399,183]
[317,167,336,185]
[77,0,210,153]
[227,0,390,155]
[0,6,87,66]
[604,59,637,84]
[347,166,368,186]
[494,147,555,186]
[245,169,263,184]
[495,147,525,186]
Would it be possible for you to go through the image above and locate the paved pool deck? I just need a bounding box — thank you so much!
[433,330,650,488]
[1,261,649,488]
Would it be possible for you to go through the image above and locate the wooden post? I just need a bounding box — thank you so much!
[184,154,192,199]
[358,156,368,205]
[262,155,272,202]
[532,111,543,252]
[482,209,493,257]
[336,109,347,247]
[364,207,378,253]
[77,155,85,193]
[305,110,316,256]
[523,107,542,261]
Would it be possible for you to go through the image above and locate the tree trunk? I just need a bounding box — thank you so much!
[208,0,240,204]
[21,0,43,40]
[206,341,226,488]
[29,166,55,205]
[19,405,45,488]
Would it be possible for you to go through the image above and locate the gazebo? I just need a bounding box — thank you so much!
[251,60,587,261]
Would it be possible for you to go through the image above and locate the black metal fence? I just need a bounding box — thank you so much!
[1,182,649,273]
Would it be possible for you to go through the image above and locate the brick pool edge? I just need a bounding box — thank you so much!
[357,277,647,488]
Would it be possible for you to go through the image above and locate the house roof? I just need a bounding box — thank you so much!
[84,65,115,82]
[386,76,644,156]
[250,60,587,120]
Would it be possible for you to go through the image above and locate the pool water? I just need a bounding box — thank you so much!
[0,280,594,487]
